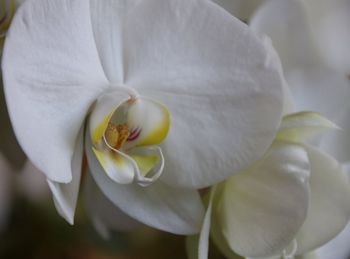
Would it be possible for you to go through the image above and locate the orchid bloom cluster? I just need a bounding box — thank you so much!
[1,0,349,259]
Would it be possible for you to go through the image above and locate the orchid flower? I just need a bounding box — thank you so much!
[188,112,350,259]
[248,0,350,164]
[248,1,350,257]
[2,0,286,234]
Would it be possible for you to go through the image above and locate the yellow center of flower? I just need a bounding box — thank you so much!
[105,122,130,150]
[90,94,170,186]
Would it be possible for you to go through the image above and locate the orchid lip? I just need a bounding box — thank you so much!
[102,135,165,187]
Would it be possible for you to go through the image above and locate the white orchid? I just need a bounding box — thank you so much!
[2,0,286,235]
[193,0,350,258]
[189,112,350,259]
[249,0,350,165]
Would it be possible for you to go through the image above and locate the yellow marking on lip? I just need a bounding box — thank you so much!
[136,105,170,147]
[92,111,113,144]
[129,155,159,176]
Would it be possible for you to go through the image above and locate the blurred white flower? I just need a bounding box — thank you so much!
[2,0,286,235]
[188,112,350,259]
[203,0,350,258]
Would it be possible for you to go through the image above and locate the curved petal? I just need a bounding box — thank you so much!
[123,0,283,188]
[295,145,350,255]
[215,141,310,257]
[2,0,108,183]
[211,186,245,259]
[198,189,216,259]
[277,112,339,142]
[250,0,321,72]
[85,130,205,235]
[47,127,84,225]
[84,174,142,239]
[91,147,134,184]
[124,98,170,148]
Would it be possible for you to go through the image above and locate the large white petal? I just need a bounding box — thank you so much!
[85,130,205,235]
[123,0,283,188]
[250,0,321,72]
[295,145,350,254]
[2,0,108,183]
[47,127,84,225]
[215,141,310,257]
[84,174,142,239]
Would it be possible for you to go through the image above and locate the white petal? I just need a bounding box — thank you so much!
[211,186,246,259]
[85,130,205,235]
[2,0,108,183]
[123,0,283,188]
[295,145,350,254]
[250,0,321,72]
[124,98,170,149]
[199,189,216,259]
[47,127,84,225]
[185,188,217,259]
[91,147,135,184]
[84,174,142,239]
[215,141,310,257]
[277,112,339,142]
[211,0,265,21]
